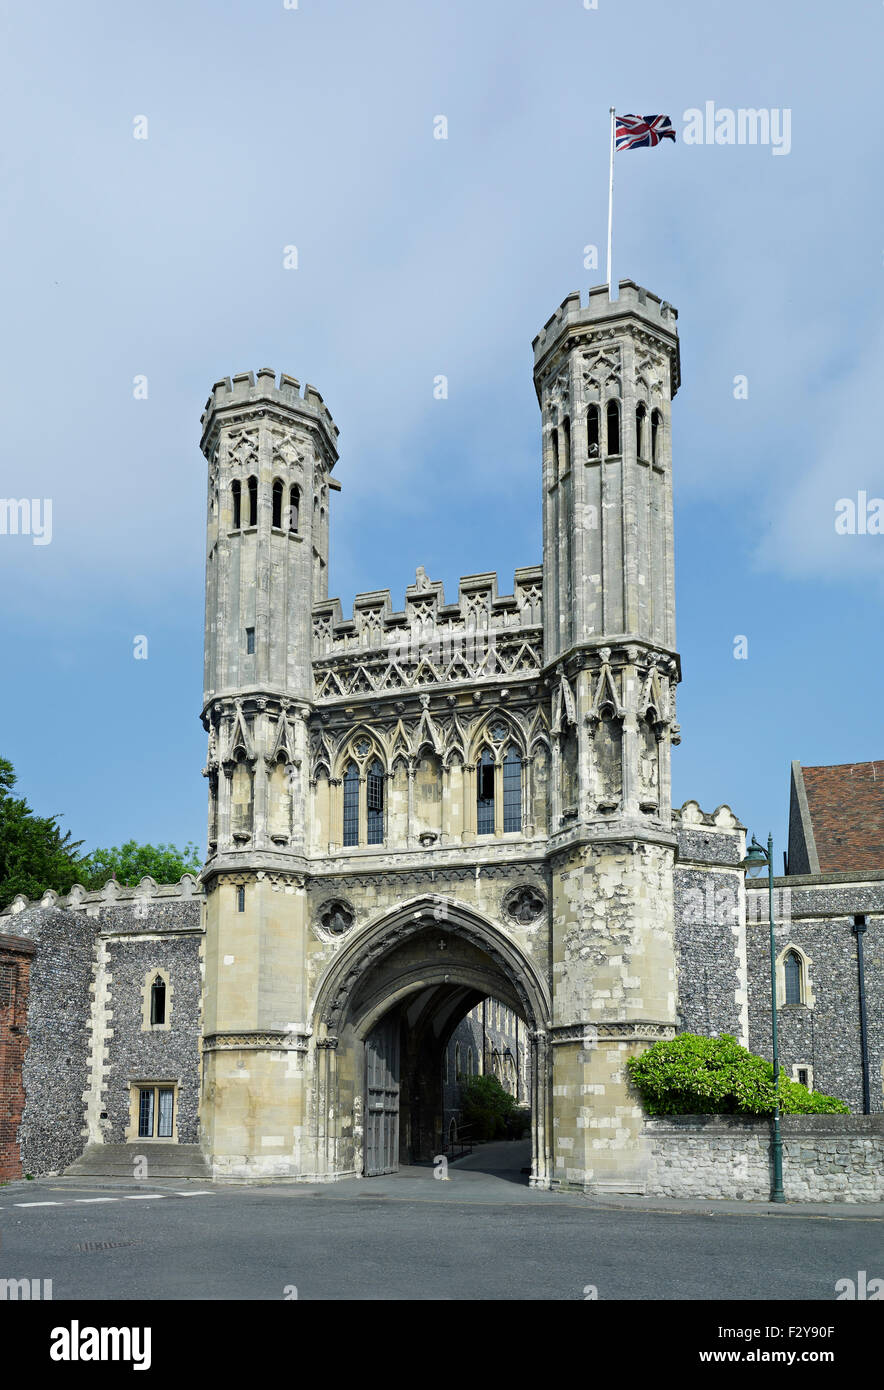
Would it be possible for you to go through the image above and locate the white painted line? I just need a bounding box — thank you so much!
[124,1194,166,1200]
[15,1201,63,1207]
[73,1198,118,1204]
[174,1191,214,1197]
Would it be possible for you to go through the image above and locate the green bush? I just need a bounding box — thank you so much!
[626,1033,848,1116]
[459,1074,521,1140]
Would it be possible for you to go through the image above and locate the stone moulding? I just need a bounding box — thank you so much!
[203,1031,310,1053]
[549,1021,677,1045]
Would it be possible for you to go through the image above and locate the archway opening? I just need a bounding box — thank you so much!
[315,905,548,1185]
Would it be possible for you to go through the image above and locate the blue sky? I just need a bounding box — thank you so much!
[1,0,881,866]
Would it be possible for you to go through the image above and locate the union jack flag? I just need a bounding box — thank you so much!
[615,114,676,151]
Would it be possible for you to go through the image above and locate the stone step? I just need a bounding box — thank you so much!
[64,1144,210,1179]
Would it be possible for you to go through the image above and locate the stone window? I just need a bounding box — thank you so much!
[651,409,662,464]
[455,1042,461,1078]
[150,974,166,1026]
[231,479,241,529]
[784,949,802,1005]
[477,748,495,835]
[503,750,522,832]
[246,627,255,655]
[636,403,647,458]
[367,759,384,845]
[272,478,284,528]
[587,404,600,457]
[289,485,300,533]
[237,885,245,912]
[141,967,172,1032]
[343,762,359,847]
[247,474,258,526]
[467,1047,474,1077]
[606,399,620,456]
[129,1081,178,1142]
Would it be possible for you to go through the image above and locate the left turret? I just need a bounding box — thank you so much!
[199,369,339,867]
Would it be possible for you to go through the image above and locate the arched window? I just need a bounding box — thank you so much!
[651,409,662,464]
[467,1047,474,1077]
[477,748,495,835]
[550,427,559,476]
[237,885,245,912]
[636,403,647,458]
[342,762,359,847]
[562,417,571,472]
[367,758,384,845]
[784,950,802,1005]
[231,479,241,530]
[606,400,620,455]
[247,475,258,527]
[455,1042,461,1078]
[289,485,300,533]
[272,479,283,529]
[586,404,600,456]
[149,974,166,1026]
[503,750,522,832]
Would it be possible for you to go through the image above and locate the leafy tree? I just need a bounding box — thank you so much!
[0,757,84,909]
[76,840,202,889]
[627,1032,848,1116]
[458,1073,526,1140]
[0,756,203,908]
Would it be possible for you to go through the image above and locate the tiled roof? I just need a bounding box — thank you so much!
[802,761,884,873]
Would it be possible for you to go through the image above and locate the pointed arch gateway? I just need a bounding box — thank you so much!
[311,896,552,1185]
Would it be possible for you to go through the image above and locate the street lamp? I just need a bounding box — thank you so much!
[743,832,785,1203]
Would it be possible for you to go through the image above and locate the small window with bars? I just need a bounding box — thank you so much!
[477,748,495,835]
[367,759,384,845]
[138,1085,174,1139]
[343,763,359,847]
[502,750,522,832]
[783,950,802,1005]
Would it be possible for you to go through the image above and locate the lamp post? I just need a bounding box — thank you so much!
[743,833,785,1203]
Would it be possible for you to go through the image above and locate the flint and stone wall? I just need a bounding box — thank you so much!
[98,900,204,1145]
[646,1114,884,1202]
[745,874,884,1114]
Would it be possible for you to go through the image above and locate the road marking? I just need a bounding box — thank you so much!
[73,1198,119,1204]
[124,1194,166,1200]
[173,1191,214,1197]
[15,1201,63,1207]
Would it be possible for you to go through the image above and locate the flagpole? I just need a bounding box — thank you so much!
[607,106,615,301]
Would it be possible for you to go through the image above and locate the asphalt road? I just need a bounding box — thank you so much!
[2,1143,881,1302]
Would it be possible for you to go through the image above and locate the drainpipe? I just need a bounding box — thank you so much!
[852,915,871,1115]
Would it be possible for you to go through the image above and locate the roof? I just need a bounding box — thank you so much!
[789,760,884,874]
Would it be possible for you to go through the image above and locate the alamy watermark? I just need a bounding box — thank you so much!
[0,498,52,545]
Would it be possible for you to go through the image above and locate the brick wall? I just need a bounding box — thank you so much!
[0,934,35,1180]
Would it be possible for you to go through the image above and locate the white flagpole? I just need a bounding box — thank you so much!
[607,106,616,301]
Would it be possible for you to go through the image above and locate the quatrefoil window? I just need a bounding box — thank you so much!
[318,900,355,937]
[504,886,546,925]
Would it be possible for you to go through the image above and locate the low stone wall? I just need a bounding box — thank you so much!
[645,1115,884,1203]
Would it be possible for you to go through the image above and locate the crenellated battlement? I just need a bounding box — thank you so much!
[310,567,543,701]
[313,565,542,657]
[532,280,680,394]
[200,367,339,455]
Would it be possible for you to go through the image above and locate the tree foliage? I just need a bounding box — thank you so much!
[458,1073,529,1140]
[76,840,202,889]
[0,757,202,909]
[627,1032,848,1116]
[0,757,84,909]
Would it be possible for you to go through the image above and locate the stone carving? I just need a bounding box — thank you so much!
[317,899,355,938]
[504,886,547,925]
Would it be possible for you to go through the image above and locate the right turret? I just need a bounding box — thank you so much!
[533,280,680,662]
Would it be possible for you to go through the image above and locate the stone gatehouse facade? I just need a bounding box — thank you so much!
[1,281,881,1193]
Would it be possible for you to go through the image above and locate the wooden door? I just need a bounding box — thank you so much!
[364,1014,400,1176]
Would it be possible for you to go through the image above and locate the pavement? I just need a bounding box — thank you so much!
[1,1141,881,1300]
